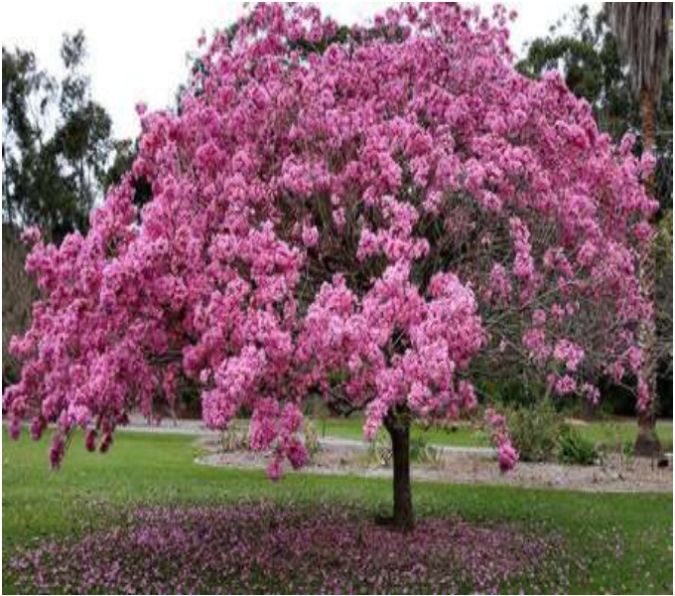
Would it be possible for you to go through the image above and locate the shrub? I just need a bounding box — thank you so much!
[507,400,563,462]
[556,427,598,465]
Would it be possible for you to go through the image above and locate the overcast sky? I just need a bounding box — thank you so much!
[3,1,600,140]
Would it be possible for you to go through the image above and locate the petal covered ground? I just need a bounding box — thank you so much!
[7,502,570,594]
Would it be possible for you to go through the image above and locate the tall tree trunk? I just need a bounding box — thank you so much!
[384,412,414,531]
[635,87,662,457]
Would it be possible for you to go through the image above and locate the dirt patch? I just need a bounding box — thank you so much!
[197,439,672,493]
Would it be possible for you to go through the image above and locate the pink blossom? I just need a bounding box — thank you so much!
[554,375,577,396]
[266,457,283,481]
[498,441,518,472]
[301,224,319,248]
[639,152,657,178]
[49,435,65,469]
[485,264,512,304]
[580,383,600,405]
[532,309,547,327]
[9,416,21,440]
[85,429,98,452]
[552,339,585,372]
[637,377,651,412]
[485,407,518,472]
[4,3,653,476]
[30,416,46,440]
[20,225,42,245]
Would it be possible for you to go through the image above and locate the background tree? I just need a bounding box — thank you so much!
[5,4,656,530]
[655,210,673,388]
[605,3,672,455]
[3,31,117,242]
[519,4,673,449]
[2,224,39,385]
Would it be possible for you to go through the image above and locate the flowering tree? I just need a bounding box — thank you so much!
[5,4,656,530]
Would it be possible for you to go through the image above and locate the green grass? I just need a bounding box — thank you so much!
[575,419,673,451]
[311,415,485,446]
[3,429,672,594]
[311,416,674,451]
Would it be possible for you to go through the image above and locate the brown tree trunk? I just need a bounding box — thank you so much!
[635,87,662,457]
[384,412,414,531]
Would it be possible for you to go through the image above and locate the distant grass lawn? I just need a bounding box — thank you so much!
[312,416,674,451]
[3,429,672,594]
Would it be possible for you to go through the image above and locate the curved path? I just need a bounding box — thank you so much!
[122,415,496,457]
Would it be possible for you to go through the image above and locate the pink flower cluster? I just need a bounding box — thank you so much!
[5,3,655,472]
[298,266,484,440]
[485,408,518,472]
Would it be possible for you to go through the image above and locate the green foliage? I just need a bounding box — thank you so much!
[621,439,636,461]
[479,377,548,409]
[556,427,598,465]
[518,7,633,138]
[368,431,392,466]
[507,400,564,462]
[288,24,351,55]
[308,414,673,453]
[2,31,128,241]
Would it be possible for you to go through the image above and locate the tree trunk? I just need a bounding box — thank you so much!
[635,87,662,457]
[384,412,414,531]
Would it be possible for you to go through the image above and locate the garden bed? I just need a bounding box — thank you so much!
[198,440,673,494]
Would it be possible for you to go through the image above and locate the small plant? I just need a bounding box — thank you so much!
[409,435,443,466]
[367,433,442,467]
[613,439,636,470]
[303,419,321,460]
[507,400,563,462]
[220,427,249,452]
[621,440,635,458]
[556,427,598,465]
[369,432,393,467]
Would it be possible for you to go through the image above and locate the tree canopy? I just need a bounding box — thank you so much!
[5,5,657,525]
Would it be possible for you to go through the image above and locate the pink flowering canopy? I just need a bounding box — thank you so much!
[5,4,656,476]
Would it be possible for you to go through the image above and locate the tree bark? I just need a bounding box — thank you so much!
[635,87,662,457]
[384,412,414,531]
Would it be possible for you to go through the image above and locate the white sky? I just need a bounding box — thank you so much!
[2,1,601,140]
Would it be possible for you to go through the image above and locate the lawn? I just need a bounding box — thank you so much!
[2,429,672,593]
[311,415,674,451]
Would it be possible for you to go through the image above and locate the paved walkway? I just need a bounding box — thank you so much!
[123,416,496,457]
